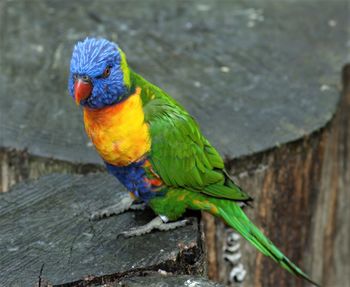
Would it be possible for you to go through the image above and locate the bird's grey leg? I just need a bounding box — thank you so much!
[119,215,190,237]
[90,196,146,221]
[129,202,147,211]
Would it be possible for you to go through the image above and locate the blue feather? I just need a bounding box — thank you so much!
[68,37,128,109]
[105,160,163,201]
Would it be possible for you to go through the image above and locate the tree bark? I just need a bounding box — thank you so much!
[203,65,350,287]
[0,149,102,192]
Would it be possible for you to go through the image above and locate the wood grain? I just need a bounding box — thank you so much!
[204,67,350,287]
[0,1,348,286]
[0,0,346,167]
[0,173,204,286]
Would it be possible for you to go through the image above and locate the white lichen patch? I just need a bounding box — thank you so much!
[246,8,264,28]
[320,84,330,92]
[184,279,201,287]
[224,230,247,283]
[196,4,211,12]
[220,66,231,73]
[193,81,201,88]
[328,19,337,27]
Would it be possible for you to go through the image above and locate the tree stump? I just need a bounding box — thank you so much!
[0,174,207,286]
[0,0,349,286]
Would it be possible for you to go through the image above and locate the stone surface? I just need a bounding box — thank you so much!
[0,174,203,286]
[0,0,347,165]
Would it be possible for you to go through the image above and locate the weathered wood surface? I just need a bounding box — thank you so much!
[106,274,224,287]
[0,1,348,287]
[203,67,350,287]
[0,0,347,190]
[0,174,204,286]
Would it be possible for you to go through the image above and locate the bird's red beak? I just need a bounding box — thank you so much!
[74,79,92,106]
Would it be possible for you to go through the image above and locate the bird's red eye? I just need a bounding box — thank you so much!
[102,66,111,78]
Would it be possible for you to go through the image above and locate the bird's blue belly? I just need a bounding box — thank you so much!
[105,159,162,201]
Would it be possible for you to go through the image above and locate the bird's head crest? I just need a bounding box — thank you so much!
[68,37,130,108]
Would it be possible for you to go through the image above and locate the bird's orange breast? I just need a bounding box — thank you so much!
[83,87,151,166]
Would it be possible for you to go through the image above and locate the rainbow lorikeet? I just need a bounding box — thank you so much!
[68,38,318,286]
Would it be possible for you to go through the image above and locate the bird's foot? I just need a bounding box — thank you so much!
[129,202,147,211]
[119,216,190,237]
[90,196,145,221]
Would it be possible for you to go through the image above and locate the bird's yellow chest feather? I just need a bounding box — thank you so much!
[83,87,151,166]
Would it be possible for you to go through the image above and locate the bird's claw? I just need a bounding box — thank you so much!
[119,216,190,237]
[89,196,134,221]
[129,203,147,211]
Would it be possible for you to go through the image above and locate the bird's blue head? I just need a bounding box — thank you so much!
[68,37,131,109]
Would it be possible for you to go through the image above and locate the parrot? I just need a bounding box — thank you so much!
[68,37,318,286]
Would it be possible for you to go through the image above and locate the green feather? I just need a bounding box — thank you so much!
[210,199,320,287]
[129,70,317,286]
[202,183,248,201]
[130,71,251,201]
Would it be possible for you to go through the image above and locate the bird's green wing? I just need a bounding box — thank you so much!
[143,95,251,202]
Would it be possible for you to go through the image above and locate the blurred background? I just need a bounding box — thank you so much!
[0,1,349,286]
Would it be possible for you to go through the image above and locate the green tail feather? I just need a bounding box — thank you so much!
[192,198,320,286]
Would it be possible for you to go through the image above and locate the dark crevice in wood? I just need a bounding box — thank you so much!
[46,243,204,287]
[0,173,205,286]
